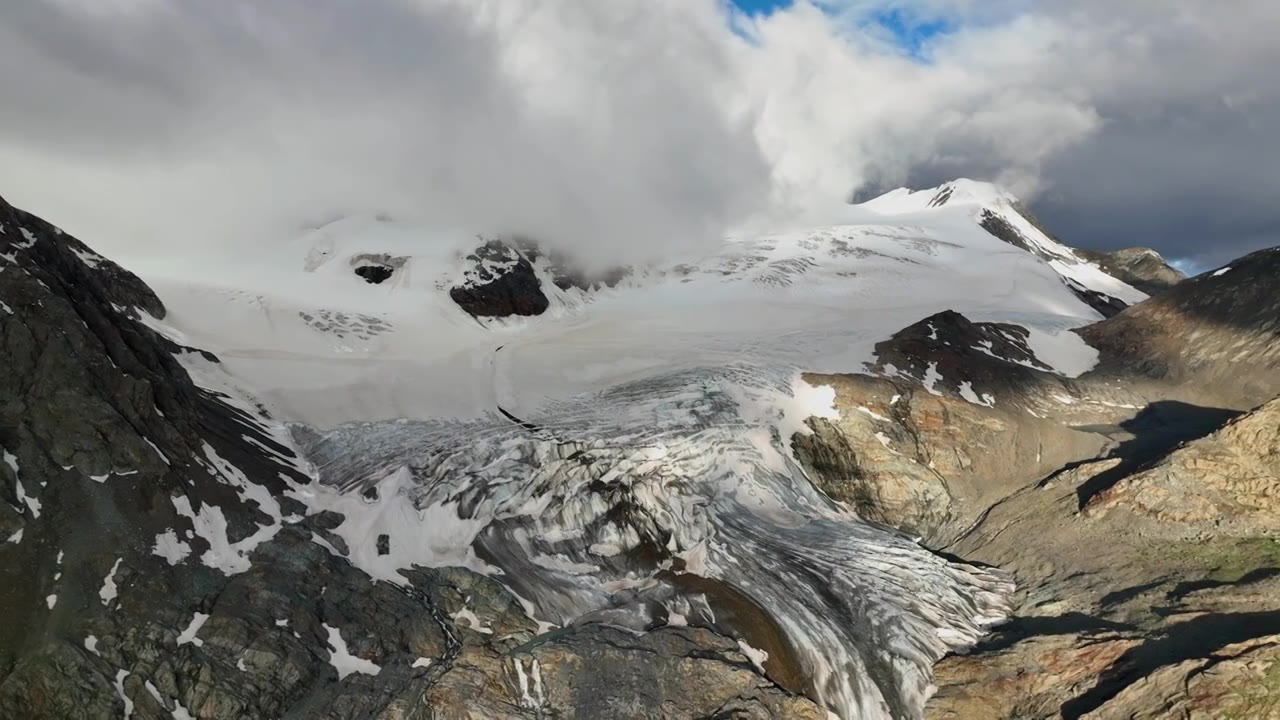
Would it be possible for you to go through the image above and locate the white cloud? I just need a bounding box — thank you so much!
[0,0,1275,268]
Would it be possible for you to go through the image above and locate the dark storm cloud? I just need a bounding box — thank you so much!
[0,0,1275,271]
[1031,98,1280,271]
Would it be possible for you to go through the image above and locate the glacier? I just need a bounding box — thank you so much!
[290,366,1012,718]
[131,180,1145,719]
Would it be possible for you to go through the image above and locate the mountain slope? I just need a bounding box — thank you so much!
[134,179,1131,429]
[1,195,1028,717]
[1079,246,1280,406]
[1074,247,1184,296]
[859,180,1149,317]
[1,196,834,719]
[4,181,1273,720]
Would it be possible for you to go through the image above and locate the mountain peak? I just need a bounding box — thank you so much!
[857,178,1019,215]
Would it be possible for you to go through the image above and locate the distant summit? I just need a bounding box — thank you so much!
[1074,246,1184,296]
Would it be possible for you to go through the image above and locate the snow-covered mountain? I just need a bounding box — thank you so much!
[129,180,1139,716]
[10,181,1273,720]
[142,179,1142,427]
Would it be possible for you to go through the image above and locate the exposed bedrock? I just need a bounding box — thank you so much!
[1074,247,1184,297]
[792,373,1106,544]
[788,258,1280,719]
[448,241,550,318]
[1078,246,1280,409]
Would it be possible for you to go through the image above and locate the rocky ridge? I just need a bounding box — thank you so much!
[786,254,1280,718]
[0,196,823,718]
[1074,247,1184,297]
[3,184,1278,719]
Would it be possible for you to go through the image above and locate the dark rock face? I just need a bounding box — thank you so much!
[978,209,1041,258]
[354,265,393,284]
[349,253,406,286]
[927,186,955,208]
[866,309,1058,403]
[1078,246,1280,406]
[1060,277,1129,318]
[449,241,549,318]
[1075,247,1184,296]
[1,195,820,719]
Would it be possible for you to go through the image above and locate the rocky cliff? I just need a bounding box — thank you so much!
[0,197,823,718]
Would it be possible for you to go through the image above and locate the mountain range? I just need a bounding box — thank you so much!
[2,179,1276,719]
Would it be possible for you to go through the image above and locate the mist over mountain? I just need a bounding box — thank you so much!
[3,3,1279,719]
[2,1,1277,270]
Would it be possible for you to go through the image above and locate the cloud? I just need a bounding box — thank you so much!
[0,0,771,268]
[0,0,1275,270]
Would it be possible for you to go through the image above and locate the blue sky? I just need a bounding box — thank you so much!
[731,1,952,58]
[731,0,792,15]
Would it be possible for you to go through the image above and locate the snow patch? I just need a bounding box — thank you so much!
[176,612,209,647]
[323,623,382,679]
[738,639,770,674]
[84,635,100,655]
[114,670,134,720]
[172,494,278,575]
[857,406,892,423]
[512,657,545,710]
[5,450,41,518]
[922,363,943,396]
[1020,325,1099,377]
[144,438,171,465]
[451,606,494,635]
[957,382,994,407]
[1212,266,1232,277]
[71,247,106,269]
[152,530,192,565]
[289,465,491,585]
[100,558,124,605]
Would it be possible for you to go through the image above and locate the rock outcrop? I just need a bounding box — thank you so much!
[1085,397,1280,534]
[865,309,1060,403]
[447,239,631,319]
[918,393,1280,718]
[449,240,550,318]
[1075,247,1184,297]
[793,372,1105,543]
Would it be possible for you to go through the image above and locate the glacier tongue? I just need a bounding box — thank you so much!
[290,365,1013,719]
